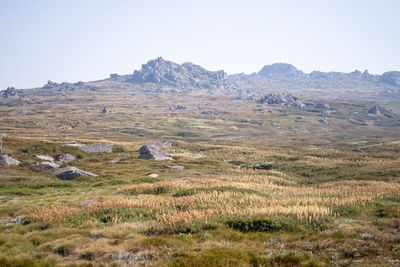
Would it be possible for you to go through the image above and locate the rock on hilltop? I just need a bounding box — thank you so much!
[258,63,305,79]
[130,57,237,90]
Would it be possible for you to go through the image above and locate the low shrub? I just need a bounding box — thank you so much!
[225,216,306,233]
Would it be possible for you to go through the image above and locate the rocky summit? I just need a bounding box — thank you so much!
[130,57,237,90]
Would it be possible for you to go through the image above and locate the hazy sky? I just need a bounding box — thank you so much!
[1,0,399,89]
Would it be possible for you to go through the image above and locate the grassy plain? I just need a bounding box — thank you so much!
[0,88,400,266]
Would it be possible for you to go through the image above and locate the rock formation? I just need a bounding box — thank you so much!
[139,141,173,160]
[2,87,23,99]
[130,57,237,90]
[258,63,305,79]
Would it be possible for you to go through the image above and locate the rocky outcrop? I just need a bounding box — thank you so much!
[130,57,237,90]
[42,80,98,92]
[52,166,97,180]
[2,87,23,99]
[258,63,305,79]
[258,93,307,108]
[139,141,173,160]
[257,93,332,110]
[378,71,400,87]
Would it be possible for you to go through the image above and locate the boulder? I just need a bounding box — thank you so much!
[80,143,113,153]
[55,154,77,164]
[139,144,173,161]
[0,154,20,166]
[368,106,381,116]
[147,173,159,178]
[319,118,329,126]
[53,166,97,180]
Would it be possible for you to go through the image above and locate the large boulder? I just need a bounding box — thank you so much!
[52,166,97,180]
[80,143,113,153]
[0,154,20,166]
[139,143,173,161]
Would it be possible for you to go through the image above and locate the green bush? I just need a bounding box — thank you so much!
[112,145,125,153]
[225,216,305,233]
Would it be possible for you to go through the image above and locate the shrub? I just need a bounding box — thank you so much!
[225,216,305,233]
[112,145,125,153]
[54,243,75,257]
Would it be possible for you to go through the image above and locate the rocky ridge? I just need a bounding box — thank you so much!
[129,57,237,90]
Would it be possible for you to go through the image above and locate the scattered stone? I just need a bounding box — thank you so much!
[35,155,55,162]
[61,141,86,148]
[353,148,363,152]
[319,118,329,126]
[147,173,159,178]
[35,161,60,170]
[0,196,6,201]
[53,166,97,180]
[169,105,186,110]
[247,163,273,170]
[55,154,77,164]
[168,164,185,170]
[0,154,21,166]
[80,143,113,153]
[315,103,330,109]
[0,216,29,226]
[351,141,367,145]
[139,142,173,161]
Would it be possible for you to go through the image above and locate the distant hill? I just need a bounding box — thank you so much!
[2,57,400,101]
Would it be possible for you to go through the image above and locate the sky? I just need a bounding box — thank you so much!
[0,0,399,89]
